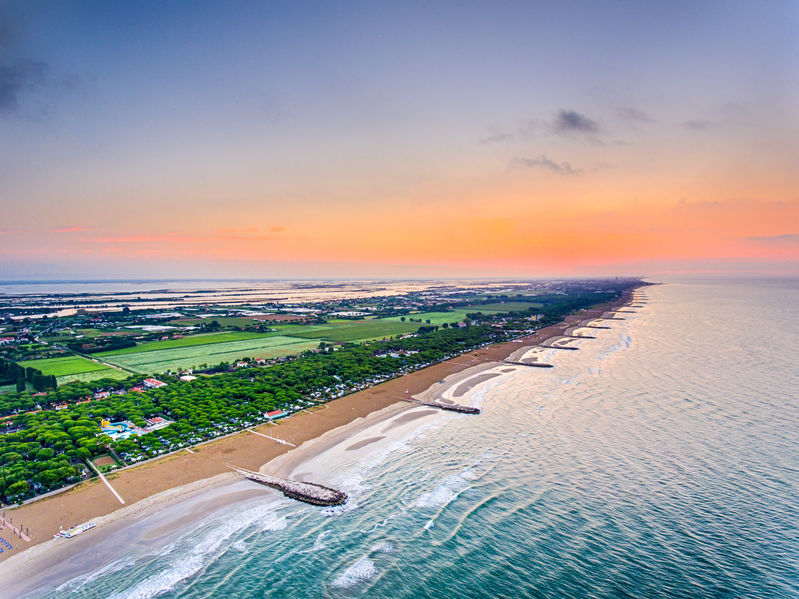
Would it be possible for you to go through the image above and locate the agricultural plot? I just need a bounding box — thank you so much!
[284,319,420,343]
[19,355,113,377]
[98,331,275,356]
[18,355,127,385]
[382,310,472,326]
[57,369,130,385]
[98,335,321,374]
[168,316,270,328]
[469,301,542,312]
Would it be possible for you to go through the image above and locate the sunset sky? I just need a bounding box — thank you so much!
[2,1,798,279]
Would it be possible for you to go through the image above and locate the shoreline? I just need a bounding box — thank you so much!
[0,290,640,583]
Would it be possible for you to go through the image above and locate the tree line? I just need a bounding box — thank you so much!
[0,358,57,394]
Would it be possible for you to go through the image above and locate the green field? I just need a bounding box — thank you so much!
[57,369,131,385]
[98,335,321,373]
[382,310,472,326]
[18,355,128,385]
[468,301,542,312]
[97,331,275,356]
[281,319,420,343]
[19,355,113,377]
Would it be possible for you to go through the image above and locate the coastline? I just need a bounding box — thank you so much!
[0,291,639,591]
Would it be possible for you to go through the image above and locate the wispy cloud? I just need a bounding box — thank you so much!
[617,107,653,124]
[480,111,603,144]
[746,234,799,245]
[479,130,515,144]
[552,110,599,134]
[510,155,583,176]
[678,198,721,209]
[81,235,171,244]
[0,59,47,113]
[683,119,713,131]
[52,226,89,233]
[80,229,287,244]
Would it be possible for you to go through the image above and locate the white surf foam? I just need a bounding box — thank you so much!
[105,499,288,599]
[230,540,247,552]
[55,556,137,594]
[332,556,377,588]
[372,541,394,553]
[414,484,457,508]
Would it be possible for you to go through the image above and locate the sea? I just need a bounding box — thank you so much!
[27,279,799,598]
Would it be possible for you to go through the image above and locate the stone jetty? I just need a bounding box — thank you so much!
[540,344,579,350]
[230,466,347,506]
[406,398,480,414]
[432,402,480,414]
[504,360,554,368]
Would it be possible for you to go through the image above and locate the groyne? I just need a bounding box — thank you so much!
[406,398,480,414]
[504,360,554,368]
[432,403,480,414]
[229,466,348,506]
[540,344,579,350]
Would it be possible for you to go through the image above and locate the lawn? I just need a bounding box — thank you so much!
[98,335,321,373]
[97,331,276,356]
[19,355,112,377]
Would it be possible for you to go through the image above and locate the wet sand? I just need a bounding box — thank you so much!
[0,291,636,586]
[345,436,386,451]
[452,372,503,397]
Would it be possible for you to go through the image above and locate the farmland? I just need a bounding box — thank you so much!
[19,355,113,377]
[168,316,280,328]
[278,319,420,343]
[97,335,321,373]
[57,369,130,385]
[97,331,274,355]
[382,310,472,325]
[18,355,128,385]
[469,301,542,312]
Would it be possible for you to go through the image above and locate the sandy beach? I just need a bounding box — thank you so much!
[0,292,635,593]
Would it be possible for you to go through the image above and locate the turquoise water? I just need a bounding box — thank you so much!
[39,280,799,597]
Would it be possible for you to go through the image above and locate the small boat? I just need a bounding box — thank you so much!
[55,522,96,539]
